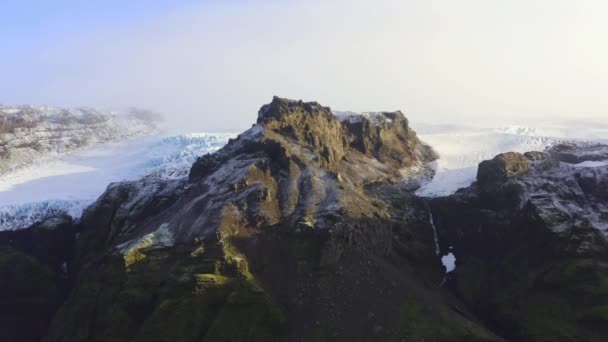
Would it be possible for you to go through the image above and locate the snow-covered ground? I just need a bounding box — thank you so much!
[0,105,162,174]
[0,133,234,230]
[415,120,608,197]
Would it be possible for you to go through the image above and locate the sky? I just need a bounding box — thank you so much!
[0,0,607,132]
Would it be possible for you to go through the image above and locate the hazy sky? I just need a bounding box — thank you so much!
[1,0,606,131]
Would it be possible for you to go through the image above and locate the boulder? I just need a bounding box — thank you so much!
[523,151,546,161]
[477,152,529,188]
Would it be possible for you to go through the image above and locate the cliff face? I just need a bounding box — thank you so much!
[0,106,161,174]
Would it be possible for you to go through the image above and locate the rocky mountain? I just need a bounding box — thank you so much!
[0,97,606,341]
[431,143,608,341]
[0,105,162,174]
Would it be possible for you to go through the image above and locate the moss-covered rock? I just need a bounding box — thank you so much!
[46,239,286,342]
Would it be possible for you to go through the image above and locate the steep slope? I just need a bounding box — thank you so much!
[0,216,77,342]
[20,97,507,342]
[431,143,608,341]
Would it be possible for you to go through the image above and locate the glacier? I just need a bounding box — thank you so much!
[415,121,608,197]
[0,105,162,174]
[0,133,235,230]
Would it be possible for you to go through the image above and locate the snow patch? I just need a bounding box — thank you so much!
[571,160,608,168]
[117,223,174,254]
[441,252,456,274]
[333,111,393,126]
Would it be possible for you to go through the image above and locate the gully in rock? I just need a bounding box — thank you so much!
[428,205,457,286]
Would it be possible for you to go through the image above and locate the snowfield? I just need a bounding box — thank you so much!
[415,120,608,197]
[0,133,234,230]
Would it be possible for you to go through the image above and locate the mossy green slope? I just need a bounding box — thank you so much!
[46,240,285,342]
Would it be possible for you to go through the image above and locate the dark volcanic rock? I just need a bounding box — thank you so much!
[255,97,348,171]
[523,151,546,161]
[0,216,78,342]
[550,143,608,164]
[340,110,438,170]
[476,152,529,189]
[431,143,608,342]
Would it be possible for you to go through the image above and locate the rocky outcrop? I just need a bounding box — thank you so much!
[431,143,608,341]
[0,106,162,174]
[549,143,608,164]
[338,110,435,170]
[476,152,529,189]
[256,98,347,170]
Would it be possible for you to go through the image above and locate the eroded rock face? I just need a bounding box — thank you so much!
[476,152,529,189]
[431,144,608,342]
[256,97,348,170]
[337,110,435,169]
[523,151,546,161]
[185,97,438,244]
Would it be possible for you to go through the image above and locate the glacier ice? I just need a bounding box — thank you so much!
[0,132,234,230]
[415,122,608,197]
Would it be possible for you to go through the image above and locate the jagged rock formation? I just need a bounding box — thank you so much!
[0,105,161,174]
[431,144,608,341]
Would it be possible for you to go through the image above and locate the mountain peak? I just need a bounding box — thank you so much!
[191,97,436,181]
[257,96,332,124]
